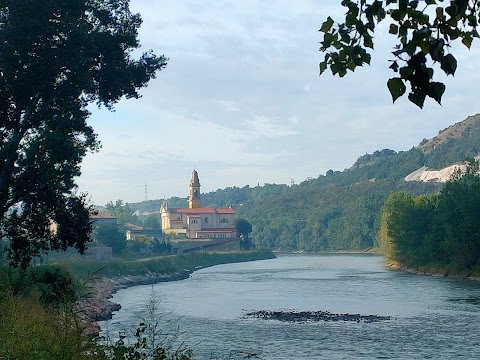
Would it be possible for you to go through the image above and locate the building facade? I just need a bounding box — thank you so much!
[160,170,237,239]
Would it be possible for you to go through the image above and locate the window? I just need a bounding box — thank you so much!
[205,217,208,223]
[220,218,228,224]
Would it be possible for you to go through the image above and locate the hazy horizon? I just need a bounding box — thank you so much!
[76,0,480,206]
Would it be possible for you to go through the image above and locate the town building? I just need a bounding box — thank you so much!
[160,170,240,253]
[91,212,118,226]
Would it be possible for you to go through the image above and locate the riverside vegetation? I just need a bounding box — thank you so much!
[3,114,480,356]
[0,250,275,359]
[129,114,480,254]
[378,159,480,276]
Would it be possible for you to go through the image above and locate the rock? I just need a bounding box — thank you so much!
[243,310,391,323]
[76,271,192,337]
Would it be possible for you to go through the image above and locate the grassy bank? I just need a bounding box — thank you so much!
[64,250,276,280]
[0,250,275,359]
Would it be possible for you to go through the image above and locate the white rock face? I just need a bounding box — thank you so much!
[405,164,464,183]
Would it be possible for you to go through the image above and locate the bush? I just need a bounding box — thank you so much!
[100,291,192,360]
[0,296,97,360]
[0,265,79,308]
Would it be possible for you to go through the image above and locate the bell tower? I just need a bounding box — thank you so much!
[188,169,201,208]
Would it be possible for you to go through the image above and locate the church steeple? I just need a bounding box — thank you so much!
[188,169,201,208]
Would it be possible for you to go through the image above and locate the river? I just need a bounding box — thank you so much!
[98,254,480,359]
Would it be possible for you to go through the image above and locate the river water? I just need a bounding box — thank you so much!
[99,254,480,359]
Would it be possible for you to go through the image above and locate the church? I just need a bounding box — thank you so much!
[160,170,238,248]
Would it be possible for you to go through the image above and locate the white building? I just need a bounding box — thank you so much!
[160,170,237,239]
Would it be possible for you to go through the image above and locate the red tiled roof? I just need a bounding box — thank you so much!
[216,208,235,214]
[171,207,235,214]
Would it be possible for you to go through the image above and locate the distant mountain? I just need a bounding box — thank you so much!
[129,113,480,251]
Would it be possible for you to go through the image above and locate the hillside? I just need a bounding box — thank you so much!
[129,113,480,251]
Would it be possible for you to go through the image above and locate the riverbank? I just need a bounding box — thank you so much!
[273,248,382,255]
[385,261,480,282]
[73,250,276,336]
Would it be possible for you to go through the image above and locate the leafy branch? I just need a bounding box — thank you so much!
[319,0,479,108]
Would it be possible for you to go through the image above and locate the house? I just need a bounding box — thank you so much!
[91,212,118,226]
[160,170,240,252]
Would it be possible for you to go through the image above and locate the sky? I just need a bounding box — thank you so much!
[76,0,480,206]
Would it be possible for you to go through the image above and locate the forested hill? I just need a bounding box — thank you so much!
[130,113,480,251]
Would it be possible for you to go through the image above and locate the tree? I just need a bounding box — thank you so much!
[143,214,161,230]
[105,199,141,226]
[378,159,480,271]
[94,224,126,256]
[0,0,167,268]
[438,159,480,269]
[236,219,253,250]
[319,0,478,108]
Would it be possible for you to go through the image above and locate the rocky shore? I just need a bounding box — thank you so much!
[74,250,277,336]
[76,270,192,337]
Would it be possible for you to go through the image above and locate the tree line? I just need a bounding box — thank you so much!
[378,159,480,273]
[126,115,480,254]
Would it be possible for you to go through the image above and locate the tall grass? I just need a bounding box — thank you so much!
[0,295,99,360]
[0,251,275,359]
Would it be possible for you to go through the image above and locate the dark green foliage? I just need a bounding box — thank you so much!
[124,238,171,258]
[438,160,480,270]
[380,160,480,273]
[383,192,440,266]
[125,115,480,254]
[105,200,142,226]
[94,225,126,256]
[320,1,479,107]
[353,149,397,168]
[236,151,437,252]
[0,0,167,268]
[0,265,78,308]
[236,219,253,250]
[143,214,161,230]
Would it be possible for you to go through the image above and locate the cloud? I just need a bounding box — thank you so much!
[216,100,241,113]
[243,115,297,139]
[76,0,480,205]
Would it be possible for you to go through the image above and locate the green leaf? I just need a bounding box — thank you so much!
[440,54,457,75]
[429,39,444,61]
[389,61,399,72]
[320,17,334,33]
[408,91,426,108]
[462,36,472,49]
[435,6,444,20]
[387,77,406,103]
[429,82,446,105]
[389,24,398,35]
[363,34,374,49]
[319,61,328,76]
[399,66,414,79]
